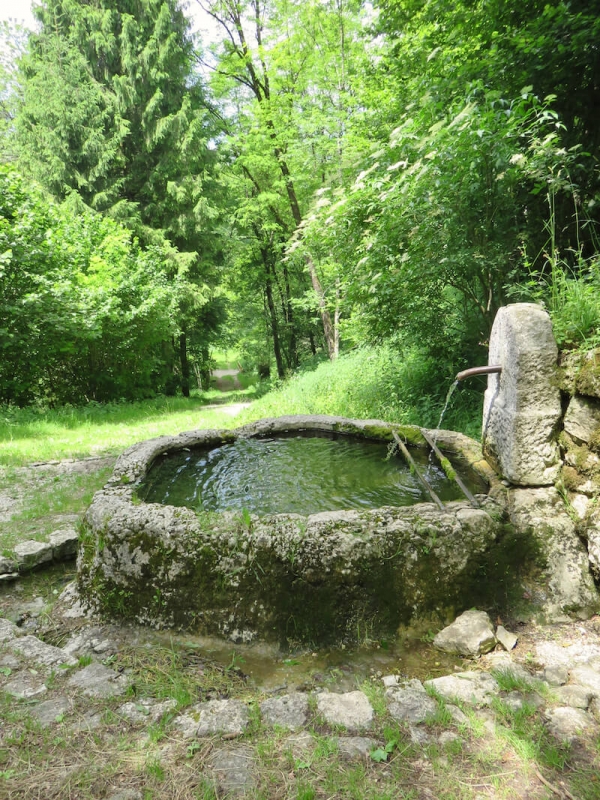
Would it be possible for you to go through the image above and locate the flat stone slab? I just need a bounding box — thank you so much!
[545,707,596,743]
[544,665,569,686]
[425,672,499,706]
[336,736,379,760]
[3,674,47,699]
[29,696,72,727]
[118,698,177,724]
[260,692,308,729]
[14,540,53,569]
[10,635,77,669]
[555,685,592,709]
[0,618,19,642]
[433,610,496,657]
[196,699,249,737]
[207,745,256,796]
[316,691,373,730]
[67,662,130,698]
[386,683,437,724]
[49,528,79,560]
[569,664,600,697]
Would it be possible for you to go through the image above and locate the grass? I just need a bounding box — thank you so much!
[0,394,252,467]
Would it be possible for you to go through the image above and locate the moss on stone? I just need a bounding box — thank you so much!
[575,349,600,399]
[561,465,583,492]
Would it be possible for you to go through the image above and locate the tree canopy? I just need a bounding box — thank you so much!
[1,0,599,407]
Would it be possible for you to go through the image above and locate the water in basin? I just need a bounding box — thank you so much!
[138,433,484,515]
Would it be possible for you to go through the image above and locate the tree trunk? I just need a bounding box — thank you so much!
[264,259,286,379]
[305,254,336,359]
[179,331,190,397]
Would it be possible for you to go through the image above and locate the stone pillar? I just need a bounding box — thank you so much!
[483,303,561,485]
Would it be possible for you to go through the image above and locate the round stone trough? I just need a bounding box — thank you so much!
[77,415,504,646]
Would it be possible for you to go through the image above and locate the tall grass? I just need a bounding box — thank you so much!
[237,346,482,438]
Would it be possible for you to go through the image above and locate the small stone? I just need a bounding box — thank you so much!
[260,693,308,730]
[0,572,19,582]
[196,699,249,737]
[316,691,373,731]
[14,540,53,570]
[425,672,499,706]
[118,698,177,724]
[382,674,400,688]
[10,636,77,669]
[385,683,437,724]
[3,675,47,698]
[0,556,18,575]
[49,528,79,560]
[208,745,256,796]
[336,736,379,760]
[555,685,592,709]
[0,618,19,642]
[67,662,130,698]
[495,625,518,651]
[433,610,496,657]
[545,707,595,743]
[29,696,71,727]
[543,665,569,686]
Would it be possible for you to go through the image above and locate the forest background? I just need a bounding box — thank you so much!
[1,0,600,438]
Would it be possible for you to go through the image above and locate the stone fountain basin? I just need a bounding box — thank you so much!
[77,415,502,646]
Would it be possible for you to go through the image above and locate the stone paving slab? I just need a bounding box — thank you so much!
[9,635,77,669]
[316,691,373,730]
[180,699,250,738]
[66,662,130,698]
[29,695,72,727]
[3,674,47,699]
[545,706,597,743]
[207,745,256,796]
[336,736,379,760]
[260,692,308,730]
[118,698,177,725]
[425,672,499,706]
[385,683,437,724]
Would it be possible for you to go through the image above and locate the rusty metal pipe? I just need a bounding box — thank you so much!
[455,365,502,382]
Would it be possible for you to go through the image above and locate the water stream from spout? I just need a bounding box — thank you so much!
[429,380,459,463]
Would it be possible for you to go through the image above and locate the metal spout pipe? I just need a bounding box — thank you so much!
[455,365,502,382]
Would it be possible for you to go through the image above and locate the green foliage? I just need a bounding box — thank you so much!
[0,165,178,405]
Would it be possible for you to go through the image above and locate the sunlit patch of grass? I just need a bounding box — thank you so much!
[0,397,250,466]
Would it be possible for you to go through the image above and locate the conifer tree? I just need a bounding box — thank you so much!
[17,0,222,394]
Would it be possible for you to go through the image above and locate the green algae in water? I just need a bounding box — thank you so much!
[138,434,483,515]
